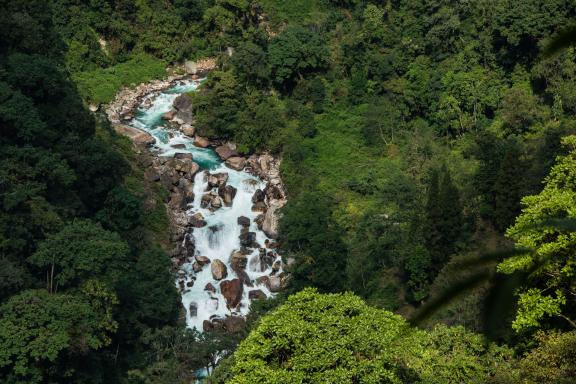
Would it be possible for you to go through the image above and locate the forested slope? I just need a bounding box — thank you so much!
[0,2,181,382]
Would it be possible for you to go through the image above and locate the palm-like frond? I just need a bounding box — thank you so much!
[409,218,576,339]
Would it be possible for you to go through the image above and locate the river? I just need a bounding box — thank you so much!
[127,79,283,331]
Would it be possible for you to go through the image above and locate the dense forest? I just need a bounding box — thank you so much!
[2,0,576,383]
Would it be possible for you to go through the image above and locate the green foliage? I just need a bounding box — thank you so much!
[118,248,179,331]
[268,25,330,88]
[280,191,347,292]
[0,287,117,383]
[28,220,130,291]
[499,135,576,331]
[259,0,327,26]
[72,54,166,104]
[516,331,576,383]
[224,289,514,383]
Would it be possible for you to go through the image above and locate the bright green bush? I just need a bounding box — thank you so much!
[225,288,514,384]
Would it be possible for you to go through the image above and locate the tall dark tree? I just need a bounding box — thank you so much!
[425,166,463,271]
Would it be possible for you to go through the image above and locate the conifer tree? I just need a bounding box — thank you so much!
[493,144,524,231]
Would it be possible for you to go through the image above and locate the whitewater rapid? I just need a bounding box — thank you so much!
[128,80,281,331]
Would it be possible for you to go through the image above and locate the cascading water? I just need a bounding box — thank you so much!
[128,79,282,331]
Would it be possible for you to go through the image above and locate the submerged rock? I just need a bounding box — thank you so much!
[189,302,198,317]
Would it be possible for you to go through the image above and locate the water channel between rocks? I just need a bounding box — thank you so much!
[128,79,284,331]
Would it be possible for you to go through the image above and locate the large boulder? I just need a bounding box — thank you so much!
[235,268,253,287]
[237,216,250,227]
[211,196,223,210]
[220,279,243,308]
[211,259,228,280]
[262,205,280,239]
[195,255,210,266]
[114,124,156,146]
[194,136,210,148]
[249,289,267,300]
[169,189,187,210]
[252,201,267,213]
[174,152,193,160]
[219,185,237,206]
[252,189,265,204]
[225,156,246,171]
[223,315,246,333]
[181,124,195,137]
[189,212,207,228]
[269,275,283,293]
[255,214,265,230]
[170,158,196,174]
[173,93,193,111]
[208,173,229,188]
[230,251,247,270]
[239,231,257,248]
[178,178,195,202]
[203,320,213,332]
[172,94,194,124]
[215,145,238,160]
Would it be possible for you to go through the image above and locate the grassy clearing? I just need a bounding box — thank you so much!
[73,54,166,104]
[260,0,329,26]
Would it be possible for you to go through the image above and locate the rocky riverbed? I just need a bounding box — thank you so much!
[105,73,288,332]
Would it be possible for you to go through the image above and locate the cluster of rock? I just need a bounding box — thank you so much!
[199,242,287,332]
[246,154,287,239]
[184,58,217,76]
[141,152,201,268]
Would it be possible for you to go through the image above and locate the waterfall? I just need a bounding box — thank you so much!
[128,79,282,331]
